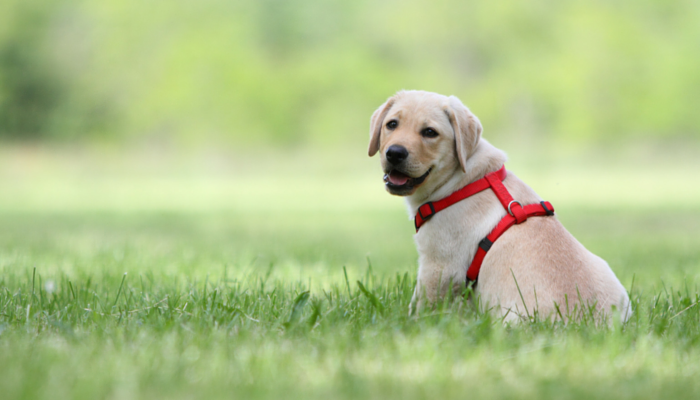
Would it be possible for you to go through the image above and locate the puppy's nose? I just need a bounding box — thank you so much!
[386,145,408,165]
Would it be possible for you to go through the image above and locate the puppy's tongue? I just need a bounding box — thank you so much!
[388,170,410,186]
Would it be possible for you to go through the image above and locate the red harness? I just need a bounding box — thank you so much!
[414,166,555,284]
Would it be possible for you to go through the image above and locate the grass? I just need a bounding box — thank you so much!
[1,145,700,399]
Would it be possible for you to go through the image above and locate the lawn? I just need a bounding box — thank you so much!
[1,145,699,399]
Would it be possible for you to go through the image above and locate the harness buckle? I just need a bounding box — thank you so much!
[540,201,554,216]
[418,202,436,220]
[414,202,436,231]
[507,200,523,217]
[478,237,493,252]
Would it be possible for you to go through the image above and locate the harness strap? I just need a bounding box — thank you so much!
[414,166,507,231]
[466,201,554,281]
[413,165,555,285]
[485,173,527,224]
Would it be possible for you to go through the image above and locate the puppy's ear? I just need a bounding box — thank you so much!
[368,97,396,157]
[446,96,482,172]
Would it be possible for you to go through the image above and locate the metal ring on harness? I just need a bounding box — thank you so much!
[507,200,523,217]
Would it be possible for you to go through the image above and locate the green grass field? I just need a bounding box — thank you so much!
[1,145,700,399]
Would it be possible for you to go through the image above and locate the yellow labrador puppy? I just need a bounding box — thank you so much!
[369,90,630,323]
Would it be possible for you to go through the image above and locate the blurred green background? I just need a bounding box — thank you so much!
[1,0,700,282]
[1,0,699,146]
[2,3,700,399]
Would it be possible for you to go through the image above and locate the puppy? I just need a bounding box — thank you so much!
[369,90,630,323]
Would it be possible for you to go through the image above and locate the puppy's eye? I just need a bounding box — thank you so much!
[386,120,398,130]
[421,128,438,138]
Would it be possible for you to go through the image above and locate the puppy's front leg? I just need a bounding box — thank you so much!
[408,282,442,316]
[410,261,464,315]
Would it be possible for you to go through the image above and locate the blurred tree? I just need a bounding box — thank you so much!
[0,3,64,139]
[0,0,117,141]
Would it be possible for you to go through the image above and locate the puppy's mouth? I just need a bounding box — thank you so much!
[383,168,432,195]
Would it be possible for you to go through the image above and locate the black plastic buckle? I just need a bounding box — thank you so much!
[479,237,493,252]
[540,201,554,216]
[415,202,436,231]
[418,202,436,220]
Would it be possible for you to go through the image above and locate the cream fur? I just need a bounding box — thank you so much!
[369,90,631,324]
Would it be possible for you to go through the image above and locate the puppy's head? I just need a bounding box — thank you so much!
[368,90,482,196]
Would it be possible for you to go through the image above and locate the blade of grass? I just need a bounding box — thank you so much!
[113,273,128,307]
[31,267,36,305]
[285,291,310,328]
[511,269,531,321]
[343,266,352,298]
[357,280,384,315]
